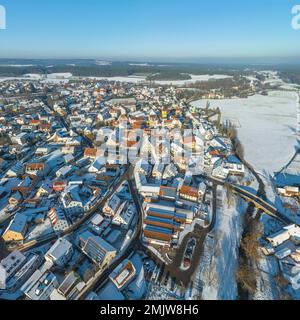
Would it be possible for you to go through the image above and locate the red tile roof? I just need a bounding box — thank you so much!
[84,148,98,158]
[180,185,198,198]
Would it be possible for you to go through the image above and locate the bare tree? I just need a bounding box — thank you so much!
[236,261,257,295]
[225,184,235,208]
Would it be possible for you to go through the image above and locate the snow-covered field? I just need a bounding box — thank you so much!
[0,72,73,84]
[0,77,31,82]
[253,255,280,300]
[0,72,232,86]
[95,60,111,66]
[47,72,72,79]
[87,75,146,84]
[194,188,246,300]
[0,64,35,67]
[192,92,299,175]
[86,74,232,86]
[154,74,232,86]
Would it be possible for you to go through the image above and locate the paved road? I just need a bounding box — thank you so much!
[79,167,143,298]
[232,185,290,224]
[203,174,291,225]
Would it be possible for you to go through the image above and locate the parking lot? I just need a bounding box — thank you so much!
[144,224,208,289]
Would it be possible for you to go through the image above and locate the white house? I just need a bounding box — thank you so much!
[152,163,165,179]
[135,159,150,176]
[103,194,122,217]
[89,156,105,173]
[209,136,232,151]
[267,224,300,247]
[45,238,74,268]
[112,203,135,229]
[223,156,245,176]
[56,165,74,178]
[212,156,245,179]
[163,163,178,180]
[61,185,84,216]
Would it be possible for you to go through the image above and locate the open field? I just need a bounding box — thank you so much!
[192,92,299,174]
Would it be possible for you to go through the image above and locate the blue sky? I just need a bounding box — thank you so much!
[0,0,299,61]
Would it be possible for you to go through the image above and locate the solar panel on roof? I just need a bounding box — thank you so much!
[145,216,180,227]
[144,225,173,235]
[147,207,174,216]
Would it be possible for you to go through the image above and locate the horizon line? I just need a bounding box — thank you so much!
[0,56,299,65]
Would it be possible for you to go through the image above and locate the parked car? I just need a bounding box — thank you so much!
[182,238,197,269]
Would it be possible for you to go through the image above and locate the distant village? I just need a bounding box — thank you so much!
[0,75,299,300]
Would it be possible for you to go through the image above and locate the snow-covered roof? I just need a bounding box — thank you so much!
[46,238,73,261]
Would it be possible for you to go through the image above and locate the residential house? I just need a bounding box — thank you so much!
[78,231,117,269]
[162,163,178,180]
[103,194,122,217]
[84,148,99,159]
[45,238,73,268]
[152,163,165,179]
[109,259,136,290]
[9,191,23,205]
[48,208,69,233]
[25,162,49,177]
[61,185,84,217]
[89,156,105,173]
[35,181,52,198]
[53,181,67,193]
[56,165,75,178]
[112,203,135,229]
[179,185,199,203]
[2,214,28,242]
[11,132,30,145]
[267,225,300,247]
